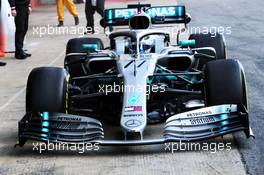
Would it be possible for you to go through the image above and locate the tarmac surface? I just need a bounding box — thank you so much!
[178,0,264,174]
[0,0,263,174]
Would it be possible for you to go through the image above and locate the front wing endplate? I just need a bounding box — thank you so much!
[17,104,252,147]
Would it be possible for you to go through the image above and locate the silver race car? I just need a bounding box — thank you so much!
[17,4,254,147]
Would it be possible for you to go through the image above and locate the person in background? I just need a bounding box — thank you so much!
[75,0,84,4]
[85,0,105,33]
[8,0,32,60]
[57,0,79,27]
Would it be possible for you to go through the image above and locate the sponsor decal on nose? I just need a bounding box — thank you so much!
[125,106,143,112]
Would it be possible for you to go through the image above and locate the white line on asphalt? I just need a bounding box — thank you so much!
[27,42,40,48]
[48,51,65,66]
[0,87,26,112]
[0,50,65,112]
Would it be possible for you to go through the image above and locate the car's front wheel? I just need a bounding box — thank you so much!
[26,67,69,113]
[204,59,248,109]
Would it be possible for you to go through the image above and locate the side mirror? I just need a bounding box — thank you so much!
[179,39,196,47]
[193,47,217,60]
[100,18,106,28]
[185,13,191,24]
[82,44,98,53]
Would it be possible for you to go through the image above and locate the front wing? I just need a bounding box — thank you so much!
[17,104,253,147]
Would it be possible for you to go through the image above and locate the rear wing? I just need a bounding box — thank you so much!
[103,5,189,27]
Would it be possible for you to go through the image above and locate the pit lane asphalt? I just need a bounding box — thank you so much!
[0,0,262,174]
[178,0,264,174]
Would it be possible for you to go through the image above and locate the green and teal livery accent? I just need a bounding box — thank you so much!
[179,40,196,47]
[82,44,98,53]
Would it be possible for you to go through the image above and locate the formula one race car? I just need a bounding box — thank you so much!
[17,4,254,147]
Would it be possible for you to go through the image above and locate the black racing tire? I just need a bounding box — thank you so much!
[64,37,104,77]
[189,33,226,69]
[204,59,248,109]
[26,67,69,113]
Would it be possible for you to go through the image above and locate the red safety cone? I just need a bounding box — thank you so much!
[0,51,4,57]
[0,27,5,57]
[0,30,7,65]
[0,51,5,57]
[0,28,6,65]
[0,24,6,57]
